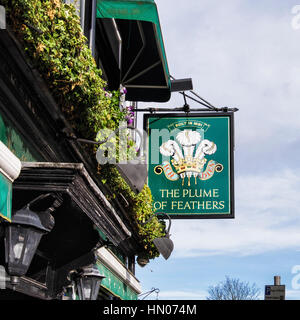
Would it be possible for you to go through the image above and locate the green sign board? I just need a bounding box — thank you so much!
[145,113,234,219]
[0,173,12,222]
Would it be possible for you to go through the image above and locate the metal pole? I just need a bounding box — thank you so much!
[133,107,239,113]
[80,0,85,29]
[274,276,281,285]
[89,0,96,57]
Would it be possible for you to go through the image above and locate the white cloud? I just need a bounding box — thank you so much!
[137,1,300,300]
[170,169,300,258]
[137,0,300,259]
[154,0,300,156]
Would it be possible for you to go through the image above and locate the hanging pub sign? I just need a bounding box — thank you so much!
[144,113,234,219]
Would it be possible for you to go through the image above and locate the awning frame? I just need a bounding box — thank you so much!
[96,0,171,101]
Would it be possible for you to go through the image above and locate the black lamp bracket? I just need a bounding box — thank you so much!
[61,125,129,145]
[94,238,115,250]
[25,193,62,212]
[141,212,172,236]
[134,74,239,113]
[138,287,160,300]
[133,105,238,113]
[67,269,78,282]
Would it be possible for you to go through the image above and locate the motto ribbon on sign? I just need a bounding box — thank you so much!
[154,160,223,182]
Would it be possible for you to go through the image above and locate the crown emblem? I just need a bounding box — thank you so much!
[159,130,217,186]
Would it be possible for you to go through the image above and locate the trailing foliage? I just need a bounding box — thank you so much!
[2,0,164,260]
[100,165,165,259]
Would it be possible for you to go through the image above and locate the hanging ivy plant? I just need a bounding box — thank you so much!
[2,0,165,260]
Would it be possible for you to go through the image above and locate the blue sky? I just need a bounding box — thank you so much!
[136,0,300,300]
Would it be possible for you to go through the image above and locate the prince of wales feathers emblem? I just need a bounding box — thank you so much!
[156,129,223,186]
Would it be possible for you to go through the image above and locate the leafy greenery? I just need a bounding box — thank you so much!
[100,165,165,259]
[2,0,164,260]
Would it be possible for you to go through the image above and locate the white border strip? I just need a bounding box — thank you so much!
[97,247,142,294]
[0,141,21,182]
[0,6,6,30]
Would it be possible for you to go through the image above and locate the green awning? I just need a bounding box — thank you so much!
[96,0,171,102]
[97,0,161,25]
[0,173,12,222]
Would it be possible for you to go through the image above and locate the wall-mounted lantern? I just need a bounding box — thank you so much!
[75,265,106,300]
[4,203,55,285]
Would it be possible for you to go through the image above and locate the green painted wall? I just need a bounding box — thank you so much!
[0,113,43,221]
[0,114,139,299]
[0,113,42,161]
[96,262,138,300]
[0,173,12,222]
